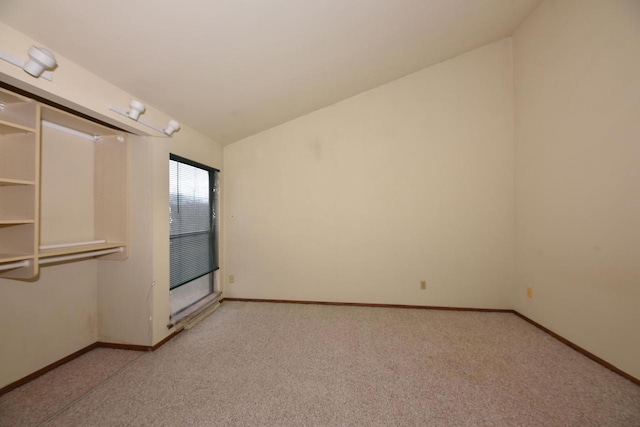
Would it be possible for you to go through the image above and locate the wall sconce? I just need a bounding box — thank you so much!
[0,46,57,80]
[108,101,181,137]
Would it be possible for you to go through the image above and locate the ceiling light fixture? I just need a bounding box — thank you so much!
[24,46,57,77]
[0,46,57,80]
[127,100,146,120]
[108,101,181,137]
[163,120,181,136]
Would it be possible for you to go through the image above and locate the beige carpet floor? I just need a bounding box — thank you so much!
[1,301,639,426]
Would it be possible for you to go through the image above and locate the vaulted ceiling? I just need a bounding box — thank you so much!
[0,0,540,144]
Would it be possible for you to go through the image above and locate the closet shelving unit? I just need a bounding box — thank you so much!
[0,89,39,279]
[0,87,129,280]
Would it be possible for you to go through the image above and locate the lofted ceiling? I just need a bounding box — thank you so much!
[0,0,540,144]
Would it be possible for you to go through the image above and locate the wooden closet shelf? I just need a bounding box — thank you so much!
[0,219,35,225]
[0,120,35,135]
[0,178,36,186]
[0,254,33,263]
[0,86,128,280]
[39,242,125,258]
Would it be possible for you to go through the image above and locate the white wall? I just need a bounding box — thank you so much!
[97,137,155,345]
[0,262,98,388]
[224,39,515,308]
[513,0,640,379]
[0,22,222,388]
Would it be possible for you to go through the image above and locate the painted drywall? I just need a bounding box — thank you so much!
[40,126,94,245]
[0,261,98,388]
[224,39,515,308]
[513,0,640,379]
[0,22,223,387]
[97,137,154,345]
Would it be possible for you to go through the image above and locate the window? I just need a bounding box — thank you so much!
[169,154,219,316]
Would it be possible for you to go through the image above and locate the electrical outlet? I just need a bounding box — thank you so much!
[229,275,235,284]
[420,280,426,290]
[526,287,533,298]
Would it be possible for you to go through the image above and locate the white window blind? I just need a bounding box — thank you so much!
[169,155,219,290]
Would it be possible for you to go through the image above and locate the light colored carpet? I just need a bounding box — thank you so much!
[0,348,143,426]
[2,301,639,426]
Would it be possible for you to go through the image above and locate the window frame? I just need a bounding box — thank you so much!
[169,153,220,291]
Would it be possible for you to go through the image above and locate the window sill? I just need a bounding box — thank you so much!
[168,291,222,328]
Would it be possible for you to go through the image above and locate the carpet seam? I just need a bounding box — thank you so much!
[37,350,149,426]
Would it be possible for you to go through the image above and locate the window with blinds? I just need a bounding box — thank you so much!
[169,155,219,290]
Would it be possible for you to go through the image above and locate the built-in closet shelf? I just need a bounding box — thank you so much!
[0,90,37,129]
[0,86,129,280]
[0,254,33,263]
[0,178,36,186]
[0,88,39,280]
[0,219,35,225]
[0,120,35,135]
[39,242,125,258]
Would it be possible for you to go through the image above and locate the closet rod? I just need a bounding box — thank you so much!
[40,240,107,250]
[39,247,123,265]
[0,260,30,272]
[42,120,100,142]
